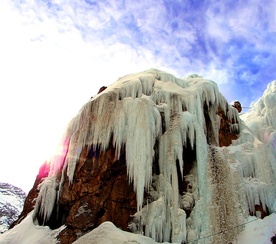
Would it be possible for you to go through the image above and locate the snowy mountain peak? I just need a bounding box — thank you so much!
[0,182,26,233]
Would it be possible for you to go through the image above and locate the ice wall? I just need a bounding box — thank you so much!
[33,69,240,243]
[237,80,276,216]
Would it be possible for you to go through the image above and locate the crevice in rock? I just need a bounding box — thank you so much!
[177,140,196,196]
[177,139,197,218]
[249,204,270,219]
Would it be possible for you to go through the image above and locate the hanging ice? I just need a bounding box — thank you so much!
[34,69,263,243]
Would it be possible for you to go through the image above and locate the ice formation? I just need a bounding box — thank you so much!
[31,69,276,243]
[238,80,276,216]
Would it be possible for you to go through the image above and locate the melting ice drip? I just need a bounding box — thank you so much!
[34,69,244,243]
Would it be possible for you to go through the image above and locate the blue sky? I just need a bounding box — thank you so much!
[0,0,275,191]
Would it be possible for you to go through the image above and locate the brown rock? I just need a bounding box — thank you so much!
[231,101,242,113]
[34,146,137,243]
[218,106,238,147]
[271,235,276,244]
[249,204,269,219]
[97,86,107,94]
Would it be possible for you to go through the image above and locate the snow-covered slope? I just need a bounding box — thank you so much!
[0,182,26,234]
[1,212,275,244]
[0,71,275,244]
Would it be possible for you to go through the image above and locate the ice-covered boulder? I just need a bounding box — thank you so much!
[7,69,276,244]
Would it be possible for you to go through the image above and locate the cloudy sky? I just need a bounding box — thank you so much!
[0,0,276,192]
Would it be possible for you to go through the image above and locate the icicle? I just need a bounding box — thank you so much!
[123,96,161,210]
[34,68,250,242]
[33,176,58,223]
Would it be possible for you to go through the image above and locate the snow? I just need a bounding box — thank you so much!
[2,70,276,243]
[73,221,164,244]
[0,211,58,244]
[0,183,26,233]
[1,214,275,244]
[0,192,23,214]
[237,214,276,244]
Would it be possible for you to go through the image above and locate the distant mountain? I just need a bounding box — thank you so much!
[0,182,26,233]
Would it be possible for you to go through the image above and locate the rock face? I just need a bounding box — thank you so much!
[218,106,238,147]
[12,147,137,244]
[231,101,242,113]
[11,70,241,243]
[56,146,137,243]
[0,183,26,233]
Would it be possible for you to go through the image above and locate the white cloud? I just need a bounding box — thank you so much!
[0,0,172,191]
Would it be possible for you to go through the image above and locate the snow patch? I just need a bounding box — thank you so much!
[0,211,58,244]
